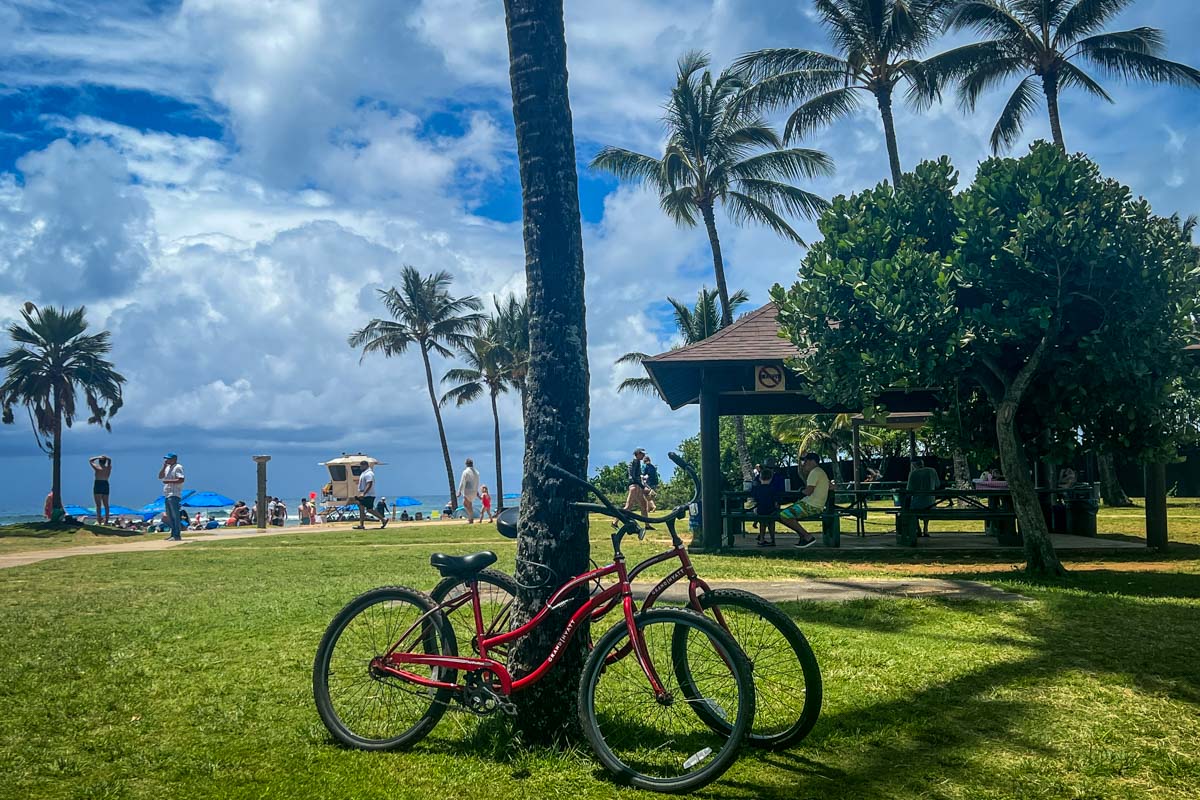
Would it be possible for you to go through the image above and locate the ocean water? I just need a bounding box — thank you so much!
[0,493,509,528]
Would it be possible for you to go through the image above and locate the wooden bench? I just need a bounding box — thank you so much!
[882,507,1018,547]
[723,504,862,548]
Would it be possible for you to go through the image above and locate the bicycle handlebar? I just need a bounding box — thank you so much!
[547,451,701,527]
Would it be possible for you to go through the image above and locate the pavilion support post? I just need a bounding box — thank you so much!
[699,370,722,551]
[253,455,271,530]
[908,429,917,460]
[1145,462,1168,551]
[852,420,861,490]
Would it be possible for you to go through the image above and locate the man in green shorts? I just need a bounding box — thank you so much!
[778,452,829,548]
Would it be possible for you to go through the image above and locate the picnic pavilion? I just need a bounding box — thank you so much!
[641,303,1186,552]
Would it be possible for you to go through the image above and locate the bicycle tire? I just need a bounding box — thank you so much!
[674,588,822,749]
[429,569,519,664]
[313,585,455,750]
[579,608,755,793]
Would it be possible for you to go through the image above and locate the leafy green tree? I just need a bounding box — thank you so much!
[773,143,1199,575]
[1,303,125,522]
[591,462,632,499]
[441,318,511,510]
[502,0,592,742]
[616,287,749,397]
[926,0,1200,152]
[736,0,951,185]
[349,267,484,510]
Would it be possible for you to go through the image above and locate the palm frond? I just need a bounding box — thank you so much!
[1078,45,1200,87]
[945,0,1037,44]
[729,148,836,183]
[615,352,654,366]
[1055,0,1137,46]
[1056,61,1113,101]
[989,73,1041,152]
[616,377,662,397]
[725,191,807,245]
[782,86,864,144]
[735,178,831,222]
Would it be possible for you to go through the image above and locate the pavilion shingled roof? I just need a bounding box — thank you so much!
[644,303,798,364]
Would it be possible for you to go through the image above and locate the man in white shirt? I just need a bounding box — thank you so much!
[353,461,388,530]
[458,458,480,524]
[778,452,829,548]
[158,452,186,541]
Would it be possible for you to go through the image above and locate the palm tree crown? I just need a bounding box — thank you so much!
[736,0,951,185]
[349,267,484,508]
[591,50,832,326]
[616,287,750,397]
[926,0,1200,152]
[1,303,125,517]
[490,295,530,397]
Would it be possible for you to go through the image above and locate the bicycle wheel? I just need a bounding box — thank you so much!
[579,608,755,793]
[313,585,454,750]
[676,588,822,749]
[430,569,519,665]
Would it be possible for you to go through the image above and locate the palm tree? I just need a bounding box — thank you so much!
[0,303,125,522]
[772,413,881,456]
[590,51,832,329]
[441,319,511,511]
[349,268,484,510]
[926,0,1200,153]
[616,287,749,397]
[502,0,593,742]
[735,0,950,186]
[492,294,530,401]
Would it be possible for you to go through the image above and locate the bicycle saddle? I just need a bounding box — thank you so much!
[430,550,498,578]
[496,507,519,539]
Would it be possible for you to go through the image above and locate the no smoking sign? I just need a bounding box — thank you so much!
[755,364,785,392]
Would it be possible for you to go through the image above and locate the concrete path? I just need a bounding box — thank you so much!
[638,578,1030,603]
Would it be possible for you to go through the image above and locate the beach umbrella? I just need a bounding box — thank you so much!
[502,493,521,500]
[139,491,196,518]
[182,491,235,508]
[106,505,139,516]
[393,496,422,507]
[64,504,93,517]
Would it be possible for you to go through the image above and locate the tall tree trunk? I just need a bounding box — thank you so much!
[490,389,504,511]
[990,338,1064,575]
[503,0,592,745]
[51,384,64,521]
[1097,451,1132,507]
[1042,75,1066,151]
[875,87,903,186]
[420,343,458,508]
[699,201,753,481]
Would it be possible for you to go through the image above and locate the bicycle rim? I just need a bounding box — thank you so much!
[680,588,822,749]
[313,586,453,750]
[579,609,754,793]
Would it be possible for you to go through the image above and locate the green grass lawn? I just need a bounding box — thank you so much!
[2,509,1199,799]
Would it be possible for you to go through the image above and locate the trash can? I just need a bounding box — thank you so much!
[896,512,919,547]
[821,512,841,548]
[1065,497,1098,537]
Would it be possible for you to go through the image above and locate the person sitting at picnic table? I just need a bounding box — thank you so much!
[746,466,781,547]
[776,452,828,548]
[864,466,882,483]
[906,458,941,537]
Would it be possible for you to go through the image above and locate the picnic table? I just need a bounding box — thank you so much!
[884,485,1097,546]
[720,488,868,548]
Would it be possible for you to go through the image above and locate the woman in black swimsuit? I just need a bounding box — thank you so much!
[89,455,113,525]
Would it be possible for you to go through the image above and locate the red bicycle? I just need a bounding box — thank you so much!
[312,504,756,793]
[431,453,822,750]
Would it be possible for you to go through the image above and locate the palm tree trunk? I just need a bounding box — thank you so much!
[420,343,458,509]
[699,201,754,482]
[1097,451,1132,507]
[490,389,504,511]
[503,0,592,745]
[51,384,64,521]
[1042,75,1066,151]
[875,87,904,186]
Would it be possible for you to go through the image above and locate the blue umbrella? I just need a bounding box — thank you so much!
[64,504,93,517]
[106,505,139,516]
[140,491,196,519]
[182,491,234,508]
[502,493,521,500]
[392,496,422,507]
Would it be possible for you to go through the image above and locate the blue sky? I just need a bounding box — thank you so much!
[1,0,1199,510]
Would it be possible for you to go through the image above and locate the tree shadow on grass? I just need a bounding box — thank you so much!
[0,521,143,540]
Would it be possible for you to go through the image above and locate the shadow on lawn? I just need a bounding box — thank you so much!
[0,521,144,540]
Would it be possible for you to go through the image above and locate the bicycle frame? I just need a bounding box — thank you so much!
[373,553,668,699]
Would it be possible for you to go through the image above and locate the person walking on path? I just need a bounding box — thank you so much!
[89,455,112,525]
[353,461,388,530]
[480,485,495,522]
[777,452,828,548]
[642,454,660,513]
[158,453,186,541]
[458,459,481,523]
[617,448,653,530]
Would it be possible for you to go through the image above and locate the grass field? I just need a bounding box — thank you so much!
[2,503,1199,799]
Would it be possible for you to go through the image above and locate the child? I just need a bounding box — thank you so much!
[480,486,495,522]
[747,466,780,546]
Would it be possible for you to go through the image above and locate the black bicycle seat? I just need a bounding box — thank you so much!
[430,551,498,578]
[496,507,519,539]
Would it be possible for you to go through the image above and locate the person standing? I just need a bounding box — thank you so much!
[618,448,652,530]
[158,453,186,541]
[458,458,481,523]
[354,461,388,530]
[89,455,113,526]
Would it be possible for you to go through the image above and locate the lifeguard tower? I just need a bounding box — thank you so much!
[319,453,384,502]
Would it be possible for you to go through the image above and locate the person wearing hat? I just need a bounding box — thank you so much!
[777,452,827,548]
[157,452,186,541]
[618,448,653,529]
[354,460,388,529]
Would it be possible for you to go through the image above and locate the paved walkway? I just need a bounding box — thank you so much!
[639,578,1030,603]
